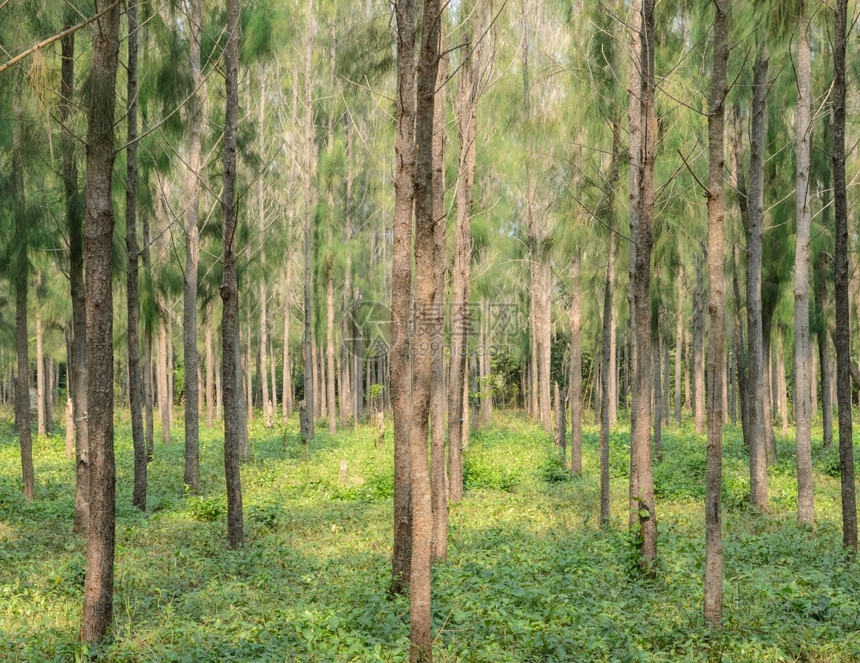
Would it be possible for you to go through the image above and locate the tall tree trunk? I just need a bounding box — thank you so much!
[793,3,814,520]
[36,273,45,437]
[762,301,778,462]
[569,251,583,475]
[80,0,121,642]
[832,0,857,551]
[391,0,417,596]
[675,264,684,425]
[746,45,769,510]
[157,321,171,443]
[282,269,294,418]
[652,317,663,461]
[127,0,146,510]
[600,231,616,525]
[12,74,33,502]
[205,307,214,427]
[430,53,448,564]
[221,0,244,548]
[704,0,728,625]
[340,125,355,426]
[629,0,657,572]
[409,3,443,655]
[693,252,705,434]
[301,0,315,442]
[448,2,481,504]
[326,232,337,434]
[141,200,155,461]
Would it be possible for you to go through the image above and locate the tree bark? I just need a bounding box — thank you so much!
[126,0,146,510]
[301,0,315,442]
[629,0,657,572]
[746,45,769,510]
[430,53,448,564]
[704,0,728,625]
[409,2,442,655]
[391,0,417,596]
[12,73,33,502]
[693,252,705,434]
[282,268,294,418]
[569,251,583,475]
[205,307,214,426]
[36,273,45,437]
[600,230,616,525]
[675,264,684,425]
[221,0,244,549]
[80,0,121,642]
[832,0,857,551]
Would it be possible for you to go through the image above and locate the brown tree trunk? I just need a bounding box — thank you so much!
[833,0,857,551]
[629,0,657,572]
[36,273,45,437]
[12,73,33,501]
[600,231,616,526]
[430,53,448,564]
[569,251,583,475]
[391,0,417,596]
[704,0,728,625]
[80,0,121,642]
[301,0,315,442]
[674,268,683,426]
[282,268,294,418]
[746,46,769,510]
[448,1,481,504]
[205,308,214,427]
[326,232,337,434]
[693,252,705,434]
[221,0,244,549]
[157,321,171,444]
[409,3,442,655]
[126,0,146,510]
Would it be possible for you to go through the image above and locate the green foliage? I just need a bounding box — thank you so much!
[2,411,860,662]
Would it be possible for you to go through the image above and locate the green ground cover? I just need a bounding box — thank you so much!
[1,410,859,662]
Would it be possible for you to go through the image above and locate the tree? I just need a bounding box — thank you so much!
[127,0,146,511]
[221,0,244,550]
[832,0,856,552]
[80,0,121,643]
[183,0,203,494]
[704,0,728,626]
[391,0,416,597]
[629,0,658,572]
[793,0,813,527]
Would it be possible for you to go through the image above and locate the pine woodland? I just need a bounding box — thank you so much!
[4,0,860,660]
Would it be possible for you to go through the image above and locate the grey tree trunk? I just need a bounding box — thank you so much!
[704,0,728,625]
[391,0,417,596]
[569,251,583,475]
[12,73,33,502]
[409,4,442,655]
[693,252,705,434]
[430,54,448,564]
[182,0,202,494]
[629,0,658,572]
[326,232,336,434]
[221,0,244,550]
[282,267,294,418]
[80,0,121,643]
[832,0,857,551]
[127,0,146,510]
[259,86,272,430]
[301,0,315,442]
[674,266,683,425]
[205,308,214,427]
[36,274,45,437]
[793,0,813,525]
[746,45,769,510]
[600,231,616,525]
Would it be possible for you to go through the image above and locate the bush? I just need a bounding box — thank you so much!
[188,495,226,522]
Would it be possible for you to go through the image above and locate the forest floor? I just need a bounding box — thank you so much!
[1,409,859,662]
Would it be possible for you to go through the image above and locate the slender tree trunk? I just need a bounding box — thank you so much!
[391,0,417,596]
[282,268,294,418]
[675,265,684,425]
[430,53,448,564]
[80,0,121,642]
[141,203,154,460]
[157,322,170,443]
[569,251,583,475]
[600,231,616,526]
[629,0,658,572]
[409,4,443,655]
[221,0,243,549]
[693,252,705,434]
[12,74,33,501]
[762,303,777,461]
[832,0,857,551]
[448,3,481,504]
[36,273,45,437]
[126,0,146,510]
[327,233,337,434]
[818,324,833,447]
[746,46,769,510]
[792,0,813,523]
[301,0,315,442]
[205,308,214,427]
[652,317,663,461]
[704,0,728,625]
